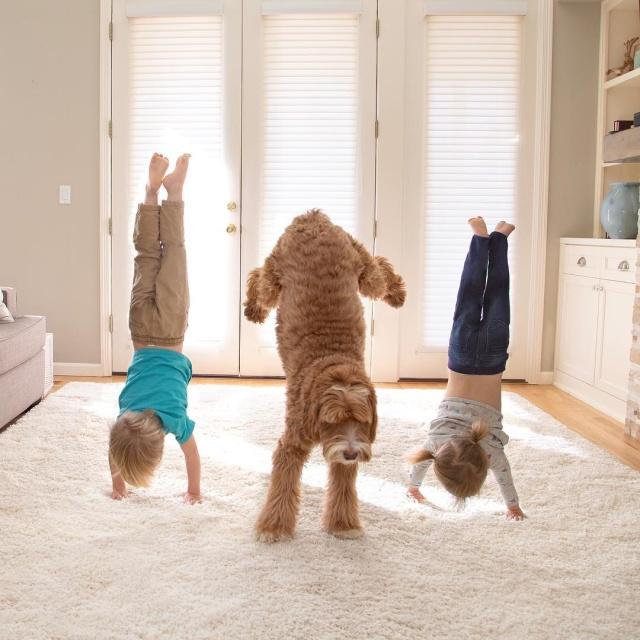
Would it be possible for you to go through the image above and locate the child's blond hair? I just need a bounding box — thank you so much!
[109,410,164,487]
[409,419,489,505]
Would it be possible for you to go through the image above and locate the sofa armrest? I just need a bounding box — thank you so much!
[1,287,18,317]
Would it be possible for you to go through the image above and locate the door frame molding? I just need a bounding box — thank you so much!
[100,0,113,376]
[371,0,554,383]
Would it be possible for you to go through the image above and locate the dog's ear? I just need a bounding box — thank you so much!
[318,384,373,424]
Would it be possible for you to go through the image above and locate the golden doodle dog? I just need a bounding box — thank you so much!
[244,210,406,542]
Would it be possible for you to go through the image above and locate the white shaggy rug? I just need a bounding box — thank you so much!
[1,383,639,639]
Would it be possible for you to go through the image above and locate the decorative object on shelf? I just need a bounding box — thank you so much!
[635,47,640,69]
[600,181,640,239]
[612,119,634,133]
[634,111,640,127]
[607,37,640,78]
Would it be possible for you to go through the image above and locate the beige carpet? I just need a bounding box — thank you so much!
[1,382,639,639]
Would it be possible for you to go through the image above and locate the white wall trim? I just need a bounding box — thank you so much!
[54,363,109,377]
[100,0,113,377]
[537,371,554,384]
[525,0,554,384]
[423,0,527,15]
[370,0,406,383]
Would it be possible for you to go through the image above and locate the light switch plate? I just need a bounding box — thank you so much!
[59,185,71,205]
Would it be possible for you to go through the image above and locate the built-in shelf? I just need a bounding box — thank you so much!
[605,66,640,91]
[603,127,640,163]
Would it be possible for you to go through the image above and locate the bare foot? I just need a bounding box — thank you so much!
[468,216,489,237]
[145,153,170,205]
[495,221,516,237]
[163,153,191,202]
[183,492,202,505]
[406,486,426,503]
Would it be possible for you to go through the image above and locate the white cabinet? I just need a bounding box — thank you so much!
[555,239,635,422]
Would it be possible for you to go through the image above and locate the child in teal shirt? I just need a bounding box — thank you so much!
[108,153,201,504]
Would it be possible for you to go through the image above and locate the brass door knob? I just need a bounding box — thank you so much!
[226,223,237,234]
[226,201,237,211]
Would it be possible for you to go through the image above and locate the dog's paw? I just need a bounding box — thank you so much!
[327,527,364,540]
[244,302,268,324]
[384,281,406,308]
[255,528,292,544]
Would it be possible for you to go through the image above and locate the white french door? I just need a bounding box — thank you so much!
[240,0,378,376]
[111,0,377,375]
[398,1,535,380]
[111,0,242,374]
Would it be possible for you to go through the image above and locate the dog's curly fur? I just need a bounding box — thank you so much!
[244,210,406,542]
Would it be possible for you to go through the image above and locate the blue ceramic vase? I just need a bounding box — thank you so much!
[600,182,639,239]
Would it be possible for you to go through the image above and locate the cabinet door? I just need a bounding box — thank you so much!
[556,274,599,384]
[595,279,635,400]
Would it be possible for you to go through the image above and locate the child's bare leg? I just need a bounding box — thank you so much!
[145,153,170,205]
[468,216,489,237]
[494,220,516,237]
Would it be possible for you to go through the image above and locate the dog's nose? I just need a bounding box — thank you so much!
[343,450,358,461]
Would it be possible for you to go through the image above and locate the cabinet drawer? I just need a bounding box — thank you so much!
[562,245,601,278]
[601,246,636,284]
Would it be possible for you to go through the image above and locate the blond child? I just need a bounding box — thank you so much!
[108,153,201,504]
[407,217,525,520]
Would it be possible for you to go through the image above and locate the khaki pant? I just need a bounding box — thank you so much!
[129,201,189,346]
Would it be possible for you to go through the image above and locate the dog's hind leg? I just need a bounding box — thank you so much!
[243,254,281,324]
[255,440,310,543]
[322,463,363,539]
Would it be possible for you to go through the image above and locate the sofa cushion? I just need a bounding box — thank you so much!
[0,315,46,377]
[0,349,44,428]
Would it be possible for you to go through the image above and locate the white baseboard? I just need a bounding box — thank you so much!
[537,371,554,385]
[554,370,626,424]
[54,362,108,377]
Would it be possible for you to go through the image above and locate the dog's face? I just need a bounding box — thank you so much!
[317,384,375,465]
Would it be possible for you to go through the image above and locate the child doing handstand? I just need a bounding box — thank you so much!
[108,153,201,504]
[407,217,525,520]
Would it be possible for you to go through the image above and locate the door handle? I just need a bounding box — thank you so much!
[226,223,238,234]
[618,259,630,271]
[226,201,237,212]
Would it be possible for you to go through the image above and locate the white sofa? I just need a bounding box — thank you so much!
[0,287,46,428]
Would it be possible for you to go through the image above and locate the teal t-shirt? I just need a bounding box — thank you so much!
[118,348,195,445]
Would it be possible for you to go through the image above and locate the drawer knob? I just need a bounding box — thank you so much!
[618,259,630,272]
[577,256,587,267]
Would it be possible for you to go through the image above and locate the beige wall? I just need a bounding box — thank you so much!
[541,0,601,372]
[0,0,101,364]
[1,0,600,372]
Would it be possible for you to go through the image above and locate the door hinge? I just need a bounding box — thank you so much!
[108,120,112,139]
[375,119,379,139]
[376,18,380,39]
[108,315,113,333]
[373,219,378,237]
[108,217,112,235]
[109,21,113,41]
[371,318,375,337]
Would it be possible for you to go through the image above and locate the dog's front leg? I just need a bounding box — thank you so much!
[322,463,363,539]
[255,440,309,543]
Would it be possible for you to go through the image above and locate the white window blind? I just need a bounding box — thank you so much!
[421,15,521,349]
[127,16,228,341]
[259,13,360,260]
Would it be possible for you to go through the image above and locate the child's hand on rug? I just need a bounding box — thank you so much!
[406,486,426,503]
[506,505,526,521]
[111,487,129,500]
[183,492,202,505]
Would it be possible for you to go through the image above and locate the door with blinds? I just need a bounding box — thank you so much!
[240,0,378,376]
[398,1,533,380]
[111,0,377,376]
[111,0,242,374]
